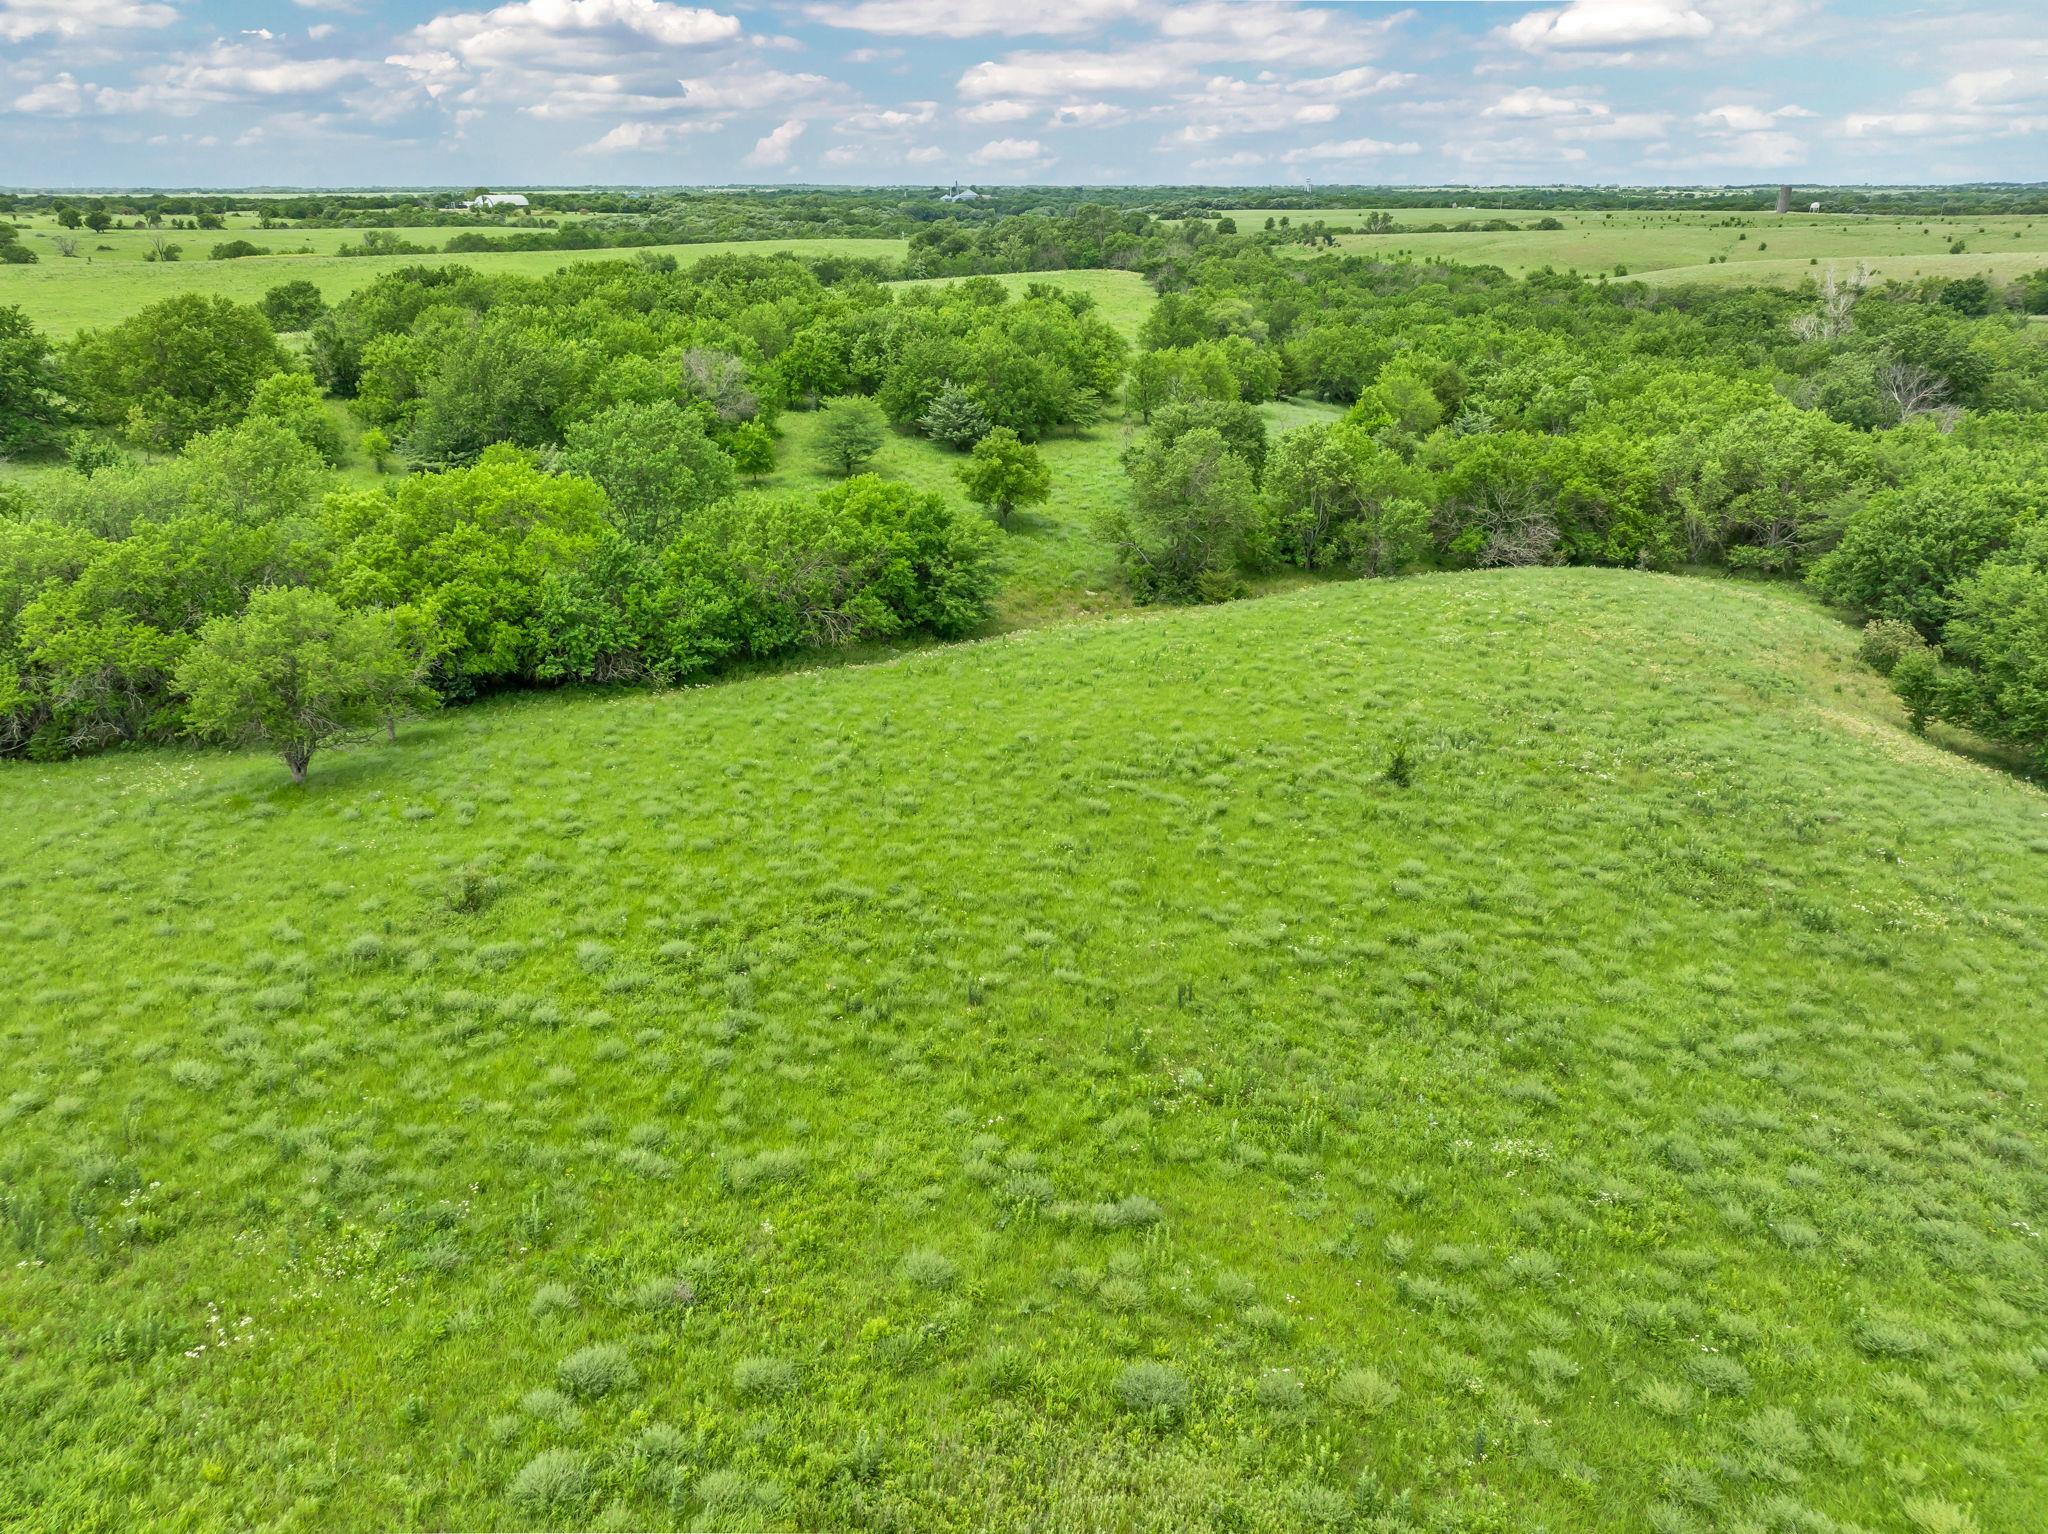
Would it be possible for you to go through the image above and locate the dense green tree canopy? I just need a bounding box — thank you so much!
[66,293,290,451]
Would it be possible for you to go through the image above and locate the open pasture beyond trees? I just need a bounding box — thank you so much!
[3,570,2046,1533]
[1222,207,2048,291]
[0,236,911,338]
[8,202,2048,336]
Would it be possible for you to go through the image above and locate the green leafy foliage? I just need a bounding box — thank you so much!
[247,372,344,465]
[1262,422,1428,574]
[1102,425,1259,603]
[956,427,1050,527]
[0,304,65,456]
[814,398,888,477]
[64,292,289,450]
[174,586,434,782]
[557,400,737,548]
[259,279,327,332]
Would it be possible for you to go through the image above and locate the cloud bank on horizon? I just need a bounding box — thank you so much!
[0,0,2041,187]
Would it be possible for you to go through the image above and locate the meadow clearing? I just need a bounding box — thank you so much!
[3,568,2043,1532]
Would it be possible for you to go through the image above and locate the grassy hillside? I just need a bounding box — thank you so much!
[0,236,909,336]
[2,569,2044,1534]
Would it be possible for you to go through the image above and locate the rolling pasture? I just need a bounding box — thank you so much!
[3,569,2043,1532]
[1224,205,2048,290]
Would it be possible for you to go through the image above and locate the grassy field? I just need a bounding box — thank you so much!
[8,209,375,263]
[2,568,2043,1533]
[1219,206,2048,289]
[0,236,909,336]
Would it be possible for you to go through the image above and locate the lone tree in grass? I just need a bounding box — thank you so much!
[815,397,886,478]
[174,588,436,784]
[729,419,775,483]
[957,426,1049,528]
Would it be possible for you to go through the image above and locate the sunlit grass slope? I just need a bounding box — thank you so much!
[2,570,2045,1533]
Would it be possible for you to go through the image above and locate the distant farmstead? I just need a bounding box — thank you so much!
[940,184,981,203]
[465,193,530,210]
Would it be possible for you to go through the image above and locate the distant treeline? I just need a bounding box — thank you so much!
[1204,185,2048,217]
[7,184,2044,230]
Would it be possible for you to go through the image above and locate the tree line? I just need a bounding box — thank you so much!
[1100,247,2048,768]
[5,223,2048,776]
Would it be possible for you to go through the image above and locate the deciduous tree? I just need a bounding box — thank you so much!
[957,427,1049,527]
[175,587,433,784]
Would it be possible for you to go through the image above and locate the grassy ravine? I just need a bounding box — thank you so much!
[3,569,2045,1534]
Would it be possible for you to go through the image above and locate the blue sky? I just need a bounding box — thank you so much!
[1,0,2042,188]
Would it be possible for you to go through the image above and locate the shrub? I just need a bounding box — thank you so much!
[957,426,1050,527]
[558,399,737,548]
[733,1356,798,1401]
[557,1343,636,1400]
[1253,1369,1309,1413]
[507,1449,589,1513]
[0,304,65,458]
[1101,426,1259,604]
[174,588,435,783]
[66,293,291,450]
[919,383,992,449]
[1112,1361,1189,1422]
[729,419,775,482]
[1858,618,1928,676]
[1890,645,1943,734]
[899,1249,957,1290]
[246,371,342,464]
[1263,422,1428,575]
[663,475,999,667]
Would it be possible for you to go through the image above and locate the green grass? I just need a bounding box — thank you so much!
[3,568,2045,1532]
[1221,206,2048,289]
[0,236,909,336]
[7,209,370,263]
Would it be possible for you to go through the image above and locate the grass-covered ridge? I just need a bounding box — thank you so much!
[3,569,2046,1533]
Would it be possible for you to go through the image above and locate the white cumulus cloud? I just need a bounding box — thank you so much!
[744,114,804,164]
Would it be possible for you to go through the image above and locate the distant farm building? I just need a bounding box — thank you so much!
[465,193,530,210]
[940,184,981,203]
